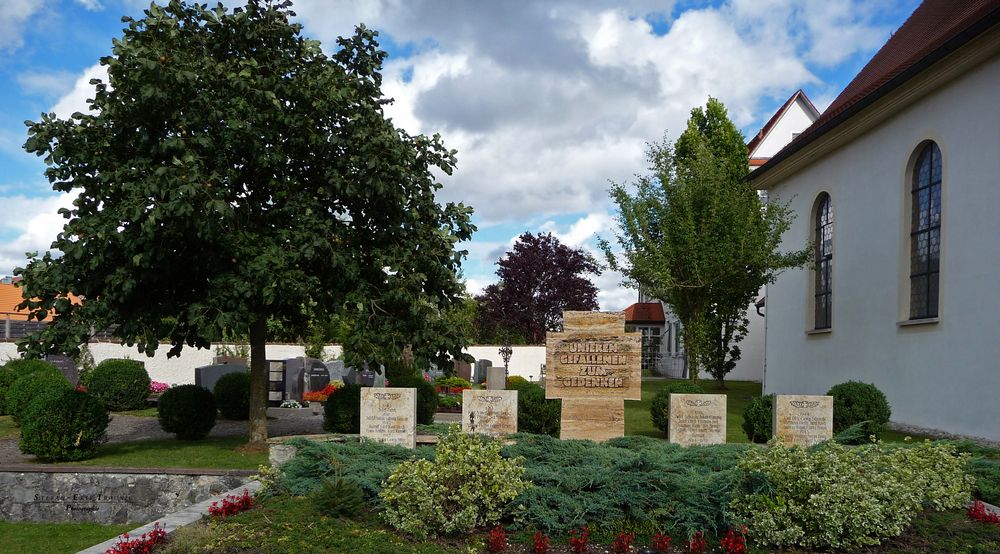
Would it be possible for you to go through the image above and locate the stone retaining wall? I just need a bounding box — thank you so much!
[0,465,253,524]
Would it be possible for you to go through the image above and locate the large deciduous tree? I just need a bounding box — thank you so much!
[602,98,808,384]
[15,1,475,444]
[477,233,600,344]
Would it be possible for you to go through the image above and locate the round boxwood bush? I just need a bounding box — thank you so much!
[0,367,19,416]
[4,358,60,377]
[157,384,217,440]
[507,380,560,437]
[7,370,72,425]
[87,359,151,411]
[827,381,891,433]
[324,383,362,433]
[214,371,250,420]
[19,388,109,461]
[390,374,437,425]
[650,381,705,435]
[506,375,529,389]
[742,394,774,443]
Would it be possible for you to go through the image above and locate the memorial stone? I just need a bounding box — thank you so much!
[486,367,506,390]
[545,311,641,441]
[195,364,245,394]
[668,393,727,446]
[372,368,386,388]
[343,367,358,386]
[307,362,331,392]
[773,394,834,446]
[44,355,78,386]
[462,389,518,437]
[282,358,307,401]
[360,388,416,448]
[453,359,473,381]
[324,360,346,383]
[474,359,493,384]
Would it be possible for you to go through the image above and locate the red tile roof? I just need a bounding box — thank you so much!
[751,0,1000,180]
[0,283,80,321]
[624,302,665,324]
[746,89,819,156]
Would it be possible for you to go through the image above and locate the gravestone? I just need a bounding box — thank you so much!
[360,388,416,448]
[282,358,308,401]
[267,360,285,406]
[668,393,727,446]
[462,389,518,437]
[453,358,472,381]
[371,368,386,388]
[307,363,331,392]
[773,394,833,446]
[486,367,506,390]
[194,364,245,394]
[45,355,78,386]
[324,360,346,383]
[343,367,359,386]
[545,311,641,441]
[474,359,493,384]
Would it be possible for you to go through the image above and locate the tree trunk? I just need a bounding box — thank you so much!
[248,318,269,445]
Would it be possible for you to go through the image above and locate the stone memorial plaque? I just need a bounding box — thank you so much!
[45,355,78,386]
[453,359,472,381]
[486,367,506,390]
[343,367,358,386]
[195,364,245,394]
[325,360,346,383]
[360,388,416,448]
[668,393,727,446]
[560,398,624,441]
[773,394,833,446]
[307,363,331,392]
[462,389,518,437]
[545,311,641,401]
[474,359,493,383]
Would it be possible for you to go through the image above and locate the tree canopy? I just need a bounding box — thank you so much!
[16,0,475,442]
[476,232,601,344]
[602,98,808,383]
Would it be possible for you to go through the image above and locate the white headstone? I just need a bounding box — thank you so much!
[360,388,416,448]
[462,389,518,437]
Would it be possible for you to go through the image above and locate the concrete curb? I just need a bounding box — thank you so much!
[76,479,261,554]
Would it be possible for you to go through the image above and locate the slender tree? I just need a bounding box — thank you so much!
[477,232,601,344]
[15,1,474,444]
[602,98,808,384]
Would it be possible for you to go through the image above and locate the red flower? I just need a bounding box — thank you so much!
[652,532,672,552]
[968,500,1000,525]
[569,525,590,553]
[720,528,747,554]
[612,531,635,553]
[532,531,550,554]
[687,531,707,554]
[487,525,508,552]
[105,522,166,554]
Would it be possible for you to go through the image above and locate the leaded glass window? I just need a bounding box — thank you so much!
[910,142,941,319]
[814,193,833,329]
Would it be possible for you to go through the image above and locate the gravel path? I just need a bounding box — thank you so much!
[0,413,327,465]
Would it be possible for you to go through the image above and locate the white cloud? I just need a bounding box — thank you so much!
[0,193,75,275]
[0,0,42,52]
[74,0,103,10]
[50,64,108,120]
[16,70,77,99]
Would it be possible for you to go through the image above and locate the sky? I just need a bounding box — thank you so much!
[0,0,920,310]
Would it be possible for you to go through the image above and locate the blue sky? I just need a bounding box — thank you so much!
[0,0,920,309]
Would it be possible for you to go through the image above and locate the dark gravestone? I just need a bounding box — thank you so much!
[194,364,245,393]
[474,359,493,384]
[453,359,472,381]
[359,370,375,387]
[282,358,308,402]
[267,360,286,407]
[307,361,331,392]
[343,367,358,386]
[45,355,78,386]
[325,360,346,384]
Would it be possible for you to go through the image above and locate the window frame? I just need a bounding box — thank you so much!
[813,192,833,330]
[908,142,942,320]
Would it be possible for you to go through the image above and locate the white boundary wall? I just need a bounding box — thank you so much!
[0,343,547,384]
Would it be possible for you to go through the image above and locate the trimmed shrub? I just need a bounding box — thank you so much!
[650,381,704,435]
[730,440,973,550]
[8,370,72,424]
[3,358,60,377]
[435,376,472,389]
[0,367,18,416]
[507,380,560,437]
[390,374,437,425]
[827,381,891,434]
[380,427,530,538]
[505,375,529,389]
[323,383,362,433]
[213,371,250,420]
[741,394,773,443]
[19,388,109,461]
[157,384,217,440]
[87,359,151,411]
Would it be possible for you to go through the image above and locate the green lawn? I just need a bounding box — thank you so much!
[0,521,134,554]
[625,379,761,443]
[0,415,18,439]
[115,407,159,417]
[54,436,266,470]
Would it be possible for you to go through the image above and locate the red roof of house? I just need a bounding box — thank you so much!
[0,282,80,321]
[746,89,819,156]
[751,0,1000,180]
[624,302,665,324]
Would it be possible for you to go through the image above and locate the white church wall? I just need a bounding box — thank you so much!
[752,98,817,158]
[764,54,1000,441]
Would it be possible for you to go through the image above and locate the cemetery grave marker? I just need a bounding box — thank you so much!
[486,367,506,390]
[462,389,518,437]
[668,393,727,446]
[360,387,416,448]
[545,311,641,441]
[773,394,833,446]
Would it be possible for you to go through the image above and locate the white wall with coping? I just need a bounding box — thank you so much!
[752,97,817,158]
[0,342,547,384]
[763,54,1000,441]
